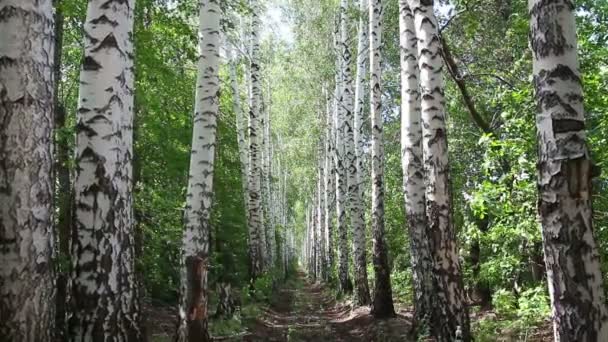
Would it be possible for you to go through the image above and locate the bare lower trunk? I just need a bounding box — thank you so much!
[399,0,433,329]
[175,1,221,341]
[530,0,608,340]
[0,1,55,339]
[369,0,394,318]
[408,0,470,340]
[69,0,142,340]
[215,283,238,319]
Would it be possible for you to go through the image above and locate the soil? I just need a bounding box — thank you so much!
[243,272,413,341]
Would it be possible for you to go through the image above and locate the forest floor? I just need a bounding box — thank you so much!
[243,271,413,341]
[146,272,552,341]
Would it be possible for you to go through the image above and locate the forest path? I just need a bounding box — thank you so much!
[244,271,413,341]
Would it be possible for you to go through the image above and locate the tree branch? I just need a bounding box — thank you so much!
[440,35,492,134]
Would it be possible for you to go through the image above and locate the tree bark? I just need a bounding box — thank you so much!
[324,94,336,281]
[69,0,142,340]
[334,18,353,295]
[399,0,434,329]
[353,0,369,197]
[408,0,470,340]
[175,1,221,341]
[341,0,371,306]
[530,0,608,340]
[369,0,395,318]
[248,0,264,280]
[0,1,56,339]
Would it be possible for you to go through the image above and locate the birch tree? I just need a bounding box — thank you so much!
[69,0,142,339]
[317,137,327,280]
[175,0,221,340]
[324,95,336,280]
[341,0,371,306]
[530,0,608,340]
[353,0,369,190]
[408,0,470,340]
[369,0,394,318]
[334,19,354,294]
[399,0,433,329]
[0,1,55,339]
[248,0,265,279]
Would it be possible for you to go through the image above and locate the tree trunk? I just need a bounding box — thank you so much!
[369,0,395,318]
[317,143,327,280]
[69,0,142,340]
[341,0,371,306]
[408,0,470,340]
[398,0,434,329]
[248,0,264,280]
[530,1,608,340]
[353,0,369,198]
[175,1,221,341]
[228,44,249,216]
[215,283,238,319]
[324,94,336,281]
[0,1,55,339]
[334,20,353,295]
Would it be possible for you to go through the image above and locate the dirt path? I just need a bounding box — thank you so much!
[244,272,413,341]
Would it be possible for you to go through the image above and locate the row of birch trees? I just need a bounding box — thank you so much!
[300,0,608,341]
[0,0,295,341]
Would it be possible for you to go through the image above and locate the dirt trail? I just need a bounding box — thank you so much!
[244,272,413,341]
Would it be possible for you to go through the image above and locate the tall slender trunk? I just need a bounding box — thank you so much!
[52,1,71,339]
[248,0,264,279]
[530,1,608,340]
[353,0,369,194]
[263,94,275,268]
[369,0,394,318]
[324,95,336,281]
[334,17,353,294]
[408,0,470,340]
[69,0,142,340]
[398,0,433,329]
[317,140,327,280]
[0,1,55,339]
[228,44,249,215]
[175,1,221,341]
[341,0,371,306]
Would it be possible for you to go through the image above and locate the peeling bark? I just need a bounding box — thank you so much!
[530,0,608,340]
[0,1,56,340]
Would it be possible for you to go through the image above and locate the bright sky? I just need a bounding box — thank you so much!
[263,2,295,45]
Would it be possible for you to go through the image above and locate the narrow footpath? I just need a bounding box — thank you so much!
[244,272,412,341]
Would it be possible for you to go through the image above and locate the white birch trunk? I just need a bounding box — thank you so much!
[369,0,394,318]
[530,0,608,340]
[334,17,353,294]
[228,44,249,213]
[0,1,55,339]
[317,141,327,280]
[408,0,470,340]
[324,95,336,280]
[248,0,264,279]
[341,0,371,306]
[354,0,369,193]
[70,0,142,339]
[175,1,221,341]
[399,0,433,329]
